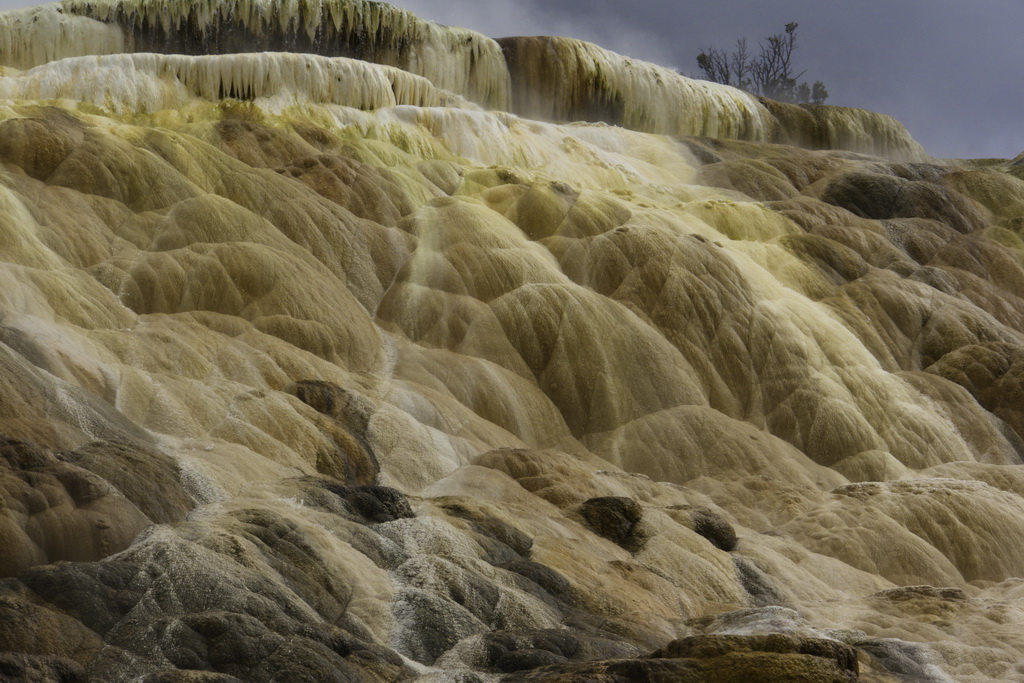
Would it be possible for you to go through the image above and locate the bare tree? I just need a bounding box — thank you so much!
[811,80,829,105]
[695,22,828,105]
[696,47,731,86]
[731,38,751,91]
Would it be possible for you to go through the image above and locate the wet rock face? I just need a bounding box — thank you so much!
[673,505,738,551]
[819,169,986,233]
[495,559,573,600]
[1,512,416,682]
[732,557,789,607]
[509,633,859,682]
[653,633,858,670]
[0,109,86,182]
[855,638,942,679]
[0,653,88,683]
[289,380,375,435]
[579,497,646,550]
[392,587,489,665]
[318,482,416,523]
[479,629,636,674]
[290,380,381,485]
[0,437,152,576]
[440,500,534,558]
[65,440,193,524]
[277,154,418,224]
[926,342,1024,445]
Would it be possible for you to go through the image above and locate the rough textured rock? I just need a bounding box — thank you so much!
[0,437,152,576]
[508,633,859,682]
[819,169,986,233]
[733,556,790,607]
[0,653,89,683]
[319,483,415,523]
[671,505,739,552]
[579,497,646,550]
[64,440,193,524]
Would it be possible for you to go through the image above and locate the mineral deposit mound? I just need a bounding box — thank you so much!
[2,1,1024,681]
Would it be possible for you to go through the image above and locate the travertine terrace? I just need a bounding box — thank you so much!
[1,1,1024,680]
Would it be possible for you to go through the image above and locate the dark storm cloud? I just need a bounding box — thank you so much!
[397,0,1024,159]
[1,0,1020,157]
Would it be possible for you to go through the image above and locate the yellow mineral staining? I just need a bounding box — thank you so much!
[501,36,771,142]
[0,52,470,115]
[759,98,928,160]
[784,478,1024,585]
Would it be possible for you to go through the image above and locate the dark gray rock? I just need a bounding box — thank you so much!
[475,629,636,675]
[141,671,244,682]
[64,440,192,524]
[509,633,859,682]
[394,556,501,625]
[18,560,150,636]
[690,507,738,552]
[494,648,568,672]
[0,653,87,683]
[579,497,644,550]
[821,170,984,234]
[499,559,573,600]
[733,556,789,607]
[319,483,415,523]
[438,499,533,562]
[391,588,487,665]
[855,637,941,679]
[289,380,375,439]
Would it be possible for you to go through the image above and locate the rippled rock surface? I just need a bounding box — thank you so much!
[1,1,1024,680]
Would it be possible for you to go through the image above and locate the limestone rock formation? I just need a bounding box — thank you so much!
[1,0,1024,680]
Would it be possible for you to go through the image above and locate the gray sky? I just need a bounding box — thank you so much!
[1,0,1021,158]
